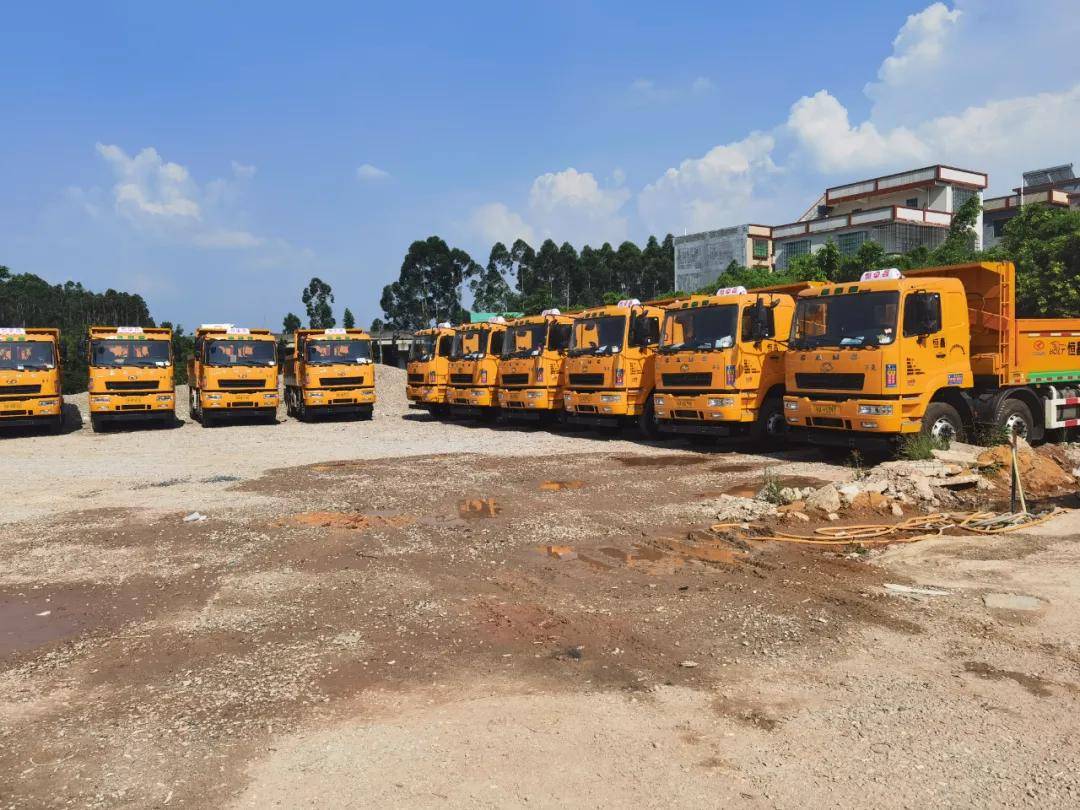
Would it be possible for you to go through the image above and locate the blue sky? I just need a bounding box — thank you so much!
[2,1,1078,329]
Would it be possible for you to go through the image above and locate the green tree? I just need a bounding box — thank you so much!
[282,312,302,334]
[470,242,518,312]
[510,239,537,297]
[342,308,356,329]
[997,204,1080,317]
[379,236,479,329]
[301,277,335,329]
[159,321,194,385]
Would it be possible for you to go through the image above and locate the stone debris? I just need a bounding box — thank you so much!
[983,592,1045,612]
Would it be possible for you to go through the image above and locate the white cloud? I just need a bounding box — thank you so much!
[356,163,391,181]
[192,228,264,249]
[691,76,714,95]
[231,161,257,179]
[469,202,535,247]
[96,143,202,222]
[638,132,779,234]
[786,90,929,173]
[868,3,961,98]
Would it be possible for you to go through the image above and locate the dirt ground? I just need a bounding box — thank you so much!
[3,365,1080,808]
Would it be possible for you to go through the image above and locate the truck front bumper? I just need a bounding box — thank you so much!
[201,390,279,410]
[407,384,447,405]
[302,386,374,408]
[562,389,640,418]
[0,396,61,427]
[448,386,497,408]
[499,387,561,413]
[783,395,918,436]
[90,391,175,417]
[653,390,752,431]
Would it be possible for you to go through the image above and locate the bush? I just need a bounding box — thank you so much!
[899,433,950,461]
[972,422,1012,448]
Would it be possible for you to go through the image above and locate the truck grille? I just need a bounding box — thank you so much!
[674,409,701,419]
[661,372,712,387]
[408,373,424,384]
[569,373,604,387]
[795,373,865,391]
[450,373,474,385]
[0,384,41,395]
[218,379,270,390]
[320,376,364,387]
[501,373,529,386]
[105,380,158,391]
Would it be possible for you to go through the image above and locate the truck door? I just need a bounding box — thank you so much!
[901,290,946,392]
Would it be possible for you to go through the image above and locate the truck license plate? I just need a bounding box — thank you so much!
[814,404,839,415]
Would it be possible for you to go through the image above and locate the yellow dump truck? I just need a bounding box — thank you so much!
[653,283,815,443]
[446,319,508,420]
[187,324,278,427]
[283,328,376,421]
[406,324,455,415]
[497,310,575,423]
[87,326,175,431]
[784,262,1080,448]
[0,327,64,433]
[563,299,664,435]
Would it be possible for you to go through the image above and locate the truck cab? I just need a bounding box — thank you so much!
[563,299,663,436]
[654,285,807,443]
[407,324,454,414]
[0,327,63,434]
[87,326,175,431]
[446,319,507,420]
[187,324,279,427]
[283,328,375,421]
[497,310,574,422]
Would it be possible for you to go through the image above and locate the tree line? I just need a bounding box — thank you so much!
[374,235,676,331]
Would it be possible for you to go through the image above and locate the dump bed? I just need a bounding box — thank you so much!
[904,261,1080,387]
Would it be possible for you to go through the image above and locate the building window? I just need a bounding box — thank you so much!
[993,219,1007,238]
[905,197,919,208]
[953,188,976,212]
[837,231,867,256]
[752,238,769,260]
[784,240,810,259]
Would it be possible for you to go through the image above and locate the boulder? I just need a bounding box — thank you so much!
[837,482,864,505]
[806,484,842,515]
[931,445,981,467]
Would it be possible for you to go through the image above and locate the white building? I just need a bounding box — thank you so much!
[983,164,1080,248]
[771,165,988,269]
[673,224,773,292]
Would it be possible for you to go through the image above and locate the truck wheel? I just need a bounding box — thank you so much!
[751,395,786,448]
[921,402,965,443]
[49,414,64,435]
[636,393,660,439]
[296,397,308,422]
[994,398,1034,441]
[90,414,105,433]
[190,389,202,423]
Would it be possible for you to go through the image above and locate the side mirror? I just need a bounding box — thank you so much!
[750,298,769,342]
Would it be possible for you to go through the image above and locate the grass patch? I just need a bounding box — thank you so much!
[972,423,1012,448]
[899,433,950,461]
[759,469,785,504]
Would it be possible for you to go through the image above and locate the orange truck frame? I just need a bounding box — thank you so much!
[497,309,575,423]
[406,324,455,415]
[187,324,279,427]
[653,283,817,443]
[283,328,376,421]
[446,319,508,420]
[783,261,1080,448]
[87,325,175,431]
[562,299,664,436]
[0,327,64,433]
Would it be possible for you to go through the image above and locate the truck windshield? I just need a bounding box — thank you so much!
[569,316,625,356]
[790,292,899,349]
[409,336,436,362]
[0,342,55,370]
[306,340,371,365]
[91,339,170,367]
[503,324,547,358]
[660,305,738,352]
[451,329,488,360]
[205,340,276,367]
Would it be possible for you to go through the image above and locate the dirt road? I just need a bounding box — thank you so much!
[3,366,1079,808]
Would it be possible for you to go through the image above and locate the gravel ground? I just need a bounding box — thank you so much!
[3,364,1080,808]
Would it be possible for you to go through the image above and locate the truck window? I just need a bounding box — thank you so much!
[570,316,626,356]
[91,339,170,367]
[490,331,505,355]
[205,340,276,366]
[740,306,776,341]
[438,335,453,357]
[790,292,899,349]
[0,342,55,369]
[306,340,371,364]
[548,323,572,351]
[903,292,942,337]
[661,305,737,351]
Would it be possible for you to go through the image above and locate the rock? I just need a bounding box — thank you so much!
[983,592,1044,612]
[927,474,981,489]
[851,491,891,512]
[777,500,806,513]
[679,660,699,668]
[776,486,802,504]
[789,511,810,522]
[183,512,208,523]
[890,502,904,517]
[837,483,863,505]
[943,463,965,476]
[860,479,889,495]
[932,447,980,467]
[885,583,951,597]
[911,475,935,502]
[825,512,840,522]
[876,459,954,479]
[806,484,842,515]
[714,495,777,523]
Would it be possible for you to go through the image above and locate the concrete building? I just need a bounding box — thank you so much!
[771,165,988,269]
[673,224,772,292]
[983,164,1080,248]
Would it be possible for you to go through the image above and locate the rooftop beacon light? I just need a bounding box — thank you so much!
[860,268,903,282]
[541,308,561,316]
[616,299,642,308]
[716,286,748,296]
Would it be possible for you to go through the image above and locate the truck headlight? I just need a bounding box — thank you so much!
[784,401,798,411]
[309,392,323,398]
[206,394,221,400]
[527,391,542,398]
[860,421,879,428]
[157,395,173,402]
[654,396,665,406]
[600,394,621,403]
[708,397,735,407]
[263,393,277,399]
[858,404,893,415]
[39,400,58,407]
[91,396,111,404]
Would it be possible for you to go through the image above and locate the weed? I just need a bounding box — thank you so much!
[973,423,1012,448]
[759,469,785,504]
[898,433,950,461]
[846,449,867,480]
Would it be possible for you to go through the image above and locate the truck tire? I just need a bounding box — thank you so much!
[90,414,105,433]
[994,398,1034,441]
[49,414,64,435]
[636,393,660,439]
[190,389,202,423]
[296,396,309,422]
[921,402,965,443]
[201,410,216,428]
[750,395,786,448]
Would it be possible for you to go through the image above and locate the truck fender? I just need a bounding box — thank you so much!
[973,387,1045,441]
[930,387,976,431]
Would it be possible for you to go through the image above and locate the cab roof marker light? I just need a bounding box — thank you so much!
[115,326,144,334]
[0,327,27,335]
[199,323,234,331]
[225,327,251,335]
[715,286,748,296]
[616,299,641,308]
[324,328,347,335]
[437,322,452,328]
[541,308,561,316]
[860,268,903,282]
[489,315,507,324]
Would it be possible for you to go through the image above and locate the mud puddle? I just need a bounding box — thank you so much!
[723,475,827,499]
[615,455,709,468]
[963,661,1056,697]
[458,499,502,519]
[539,480,585,491]
[284,512,413,531]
